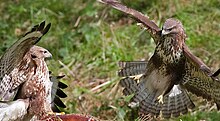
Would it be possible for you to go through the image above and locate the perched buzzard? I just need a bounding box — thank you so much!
[0,21,67,120]
[100,0,220,118]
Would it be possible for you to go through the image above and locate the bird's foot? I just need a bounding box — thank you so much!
[47,111,65,116]
[134,74,143,80]
[40,112,64,121]
[156,95,164,104]
[55,112,65,115]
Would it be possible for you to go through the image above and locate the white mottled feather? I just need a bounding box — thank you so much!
[0,99,29,121]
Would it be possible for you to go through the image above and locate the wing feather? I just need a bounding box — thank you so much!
[99,0,161,43]
[0,21,51,82]
[50,75,67,112]
[182,54,220,108]
[183,44,212,75]
[0,21,51,101]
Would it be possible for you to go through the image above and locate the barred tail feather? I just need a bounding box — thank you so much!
[118,61,147,77]
[161,85,195,118]
[119,77,139,95]
[130,84,195,118]
[120,78,161,117]
[139,96,161,117]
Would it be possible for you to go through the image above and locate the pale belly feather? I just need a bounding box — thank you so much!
[144,69,171,98]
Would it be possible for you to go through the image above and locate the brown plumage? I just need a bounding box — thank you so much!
[0,75,67,121]
[100,0,220,119]
[15,45,52,120]
[0,21,67,120]
[0,21,51,101]
[40,114,98,121]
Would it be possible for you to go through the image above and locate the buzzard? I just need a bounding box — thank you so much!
[100,0,220,118]
[0,75,67,121]
[0,21,67,120]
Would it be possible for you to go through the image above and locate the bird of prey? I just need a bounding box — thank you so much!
[100,0,220,118]
[0,75,67,121]
[0,21,67,120]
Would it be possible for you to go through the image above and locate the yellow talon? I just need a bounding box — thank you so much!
[134,74,143,80]
[47,112,55,115]
[56,112,65,115]
[157,95,164,104]
[47,111,65,115]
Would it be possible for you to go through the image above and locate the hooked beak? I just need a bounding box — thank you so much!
[45,51,52,60]
[161,30,169,36]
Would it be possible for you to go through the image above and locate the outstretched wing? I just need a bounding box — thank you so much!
[100,0,216,79]
[183,43,213,75]
[0,21,51,100]
[99,0,161,43]
[182,54,220,109]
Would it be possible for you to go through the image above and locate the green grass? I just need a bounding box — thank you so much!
[0,0,220,120]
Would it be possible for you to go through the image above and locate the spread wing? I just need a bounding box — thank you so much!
[99,0,161,43]
[100,0,217,78]
[0,21,51,100]
[100,0,220,117]
[182,49,220,108]
[183,43,213,75]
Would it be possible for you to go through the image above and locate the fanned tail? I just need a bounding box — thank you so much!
[120,76,195,118]
[138,85,194,118]
[161,85,195,118]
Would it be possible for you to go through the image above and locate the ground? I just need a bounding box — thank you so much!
[0,0,220,120]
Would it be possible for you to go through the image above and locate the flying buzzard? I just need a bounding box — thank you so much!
[0,21,67,120]
[100,0,220,118]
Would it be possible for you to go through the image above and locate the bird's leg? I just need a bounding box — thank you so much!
[130,74,143,80]
[55,112,65,115]
[155,91,165,104]
[134,74,143,80]
[157,95,164,104]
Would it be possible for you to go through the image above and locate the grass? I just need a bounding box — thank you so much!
[0,0,220,120]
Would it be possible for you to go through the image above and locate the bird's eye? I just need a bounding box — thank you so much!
[31,54,37,58]
[44,51,47,53]
[167,28,172,31]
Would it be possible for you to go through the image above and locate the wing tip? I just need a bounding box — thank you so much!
[42,22,51,35]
